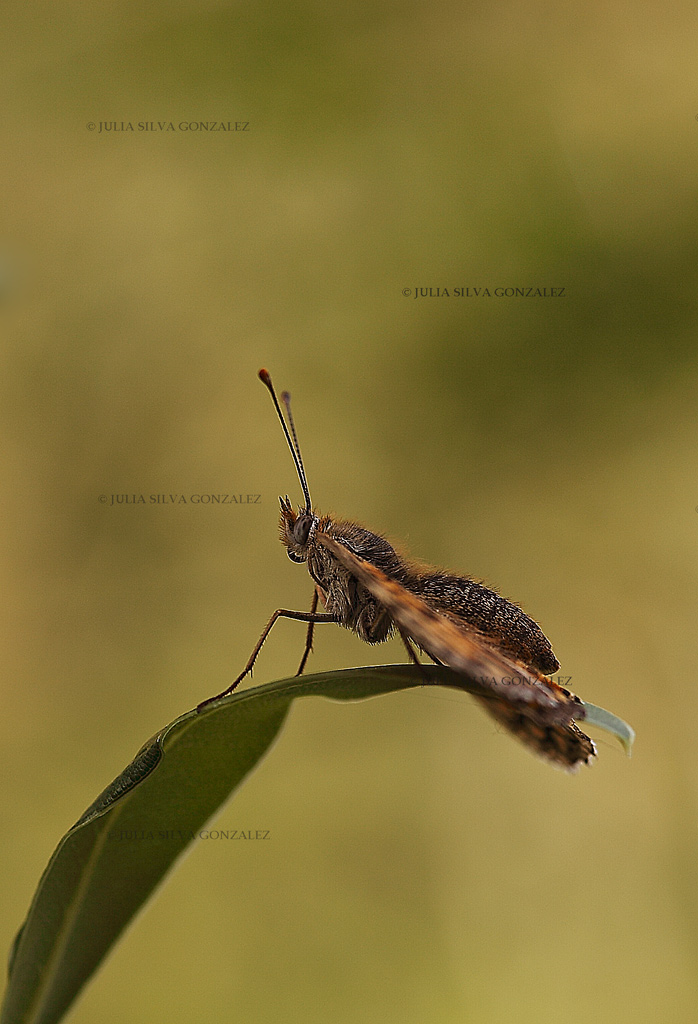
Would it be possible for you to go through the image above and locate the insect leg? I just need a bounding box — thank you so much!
[197,605,337,711]
[296,589,319,676]
[397,627,432,684]
[398,628,421,666]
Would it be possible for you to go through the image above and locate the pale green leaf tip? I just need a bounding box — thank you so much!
[577,700,635,757]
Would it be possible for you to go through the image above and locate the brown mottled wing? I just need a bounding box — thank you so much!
[318,533,595,769]
[475,696,595,770]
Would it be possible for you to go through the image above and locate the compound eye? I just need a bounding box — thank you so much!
[287,549,305,563]
[293,515,312,546]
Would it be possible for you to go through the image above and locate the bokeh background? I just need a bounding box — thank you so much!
[2,3,698,1022]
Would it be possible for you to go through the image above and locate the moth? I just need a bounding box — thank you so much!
[199,369,595,770]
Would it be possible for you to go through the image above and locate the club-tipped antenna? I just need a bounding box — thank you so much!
[258,368,312,511]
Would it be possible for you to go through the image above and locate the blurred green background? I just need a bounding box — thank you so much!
[2,2,698,1021]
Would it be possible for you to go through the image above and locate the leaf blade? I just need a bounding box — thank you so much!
[577,700,635,756]
[1,666,633,1024]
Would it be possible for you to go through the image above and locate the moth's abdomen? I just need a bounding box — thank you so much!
[411,573,559,676]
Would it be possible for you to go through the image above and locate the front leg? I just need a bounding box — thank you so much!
[197,605,337,711]
[296,589,320,676]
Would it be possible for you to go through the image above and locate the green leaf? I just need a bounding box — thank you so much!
[1,666,634,1024]
[579,700,635,756]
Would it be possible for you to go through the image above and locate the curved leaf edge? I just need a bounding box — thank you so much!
[70,664,635,836]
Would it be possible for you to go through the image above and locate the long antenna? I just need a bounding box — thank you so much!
[258,368,312,511]
[281,389,302,464]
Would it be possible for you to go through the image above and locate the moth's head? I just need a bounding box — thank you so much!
[278,496,319,563]
[259,369,318,564]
